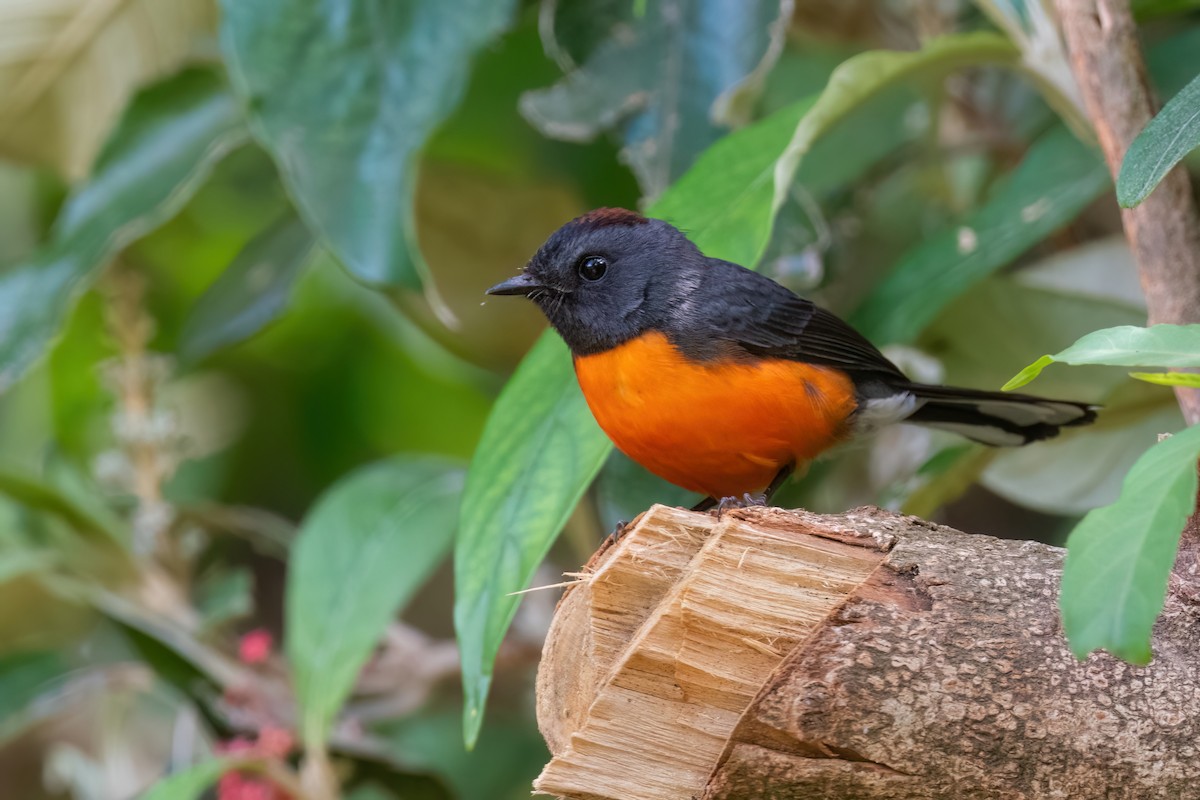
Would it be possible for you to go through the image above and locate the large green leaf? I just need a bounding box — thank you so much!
[288,456,464,747]
[219,0,516,289]
[771,32,1019,216]
[1004,324,1200,390]
[1060,423,1200,663]
[522,0,790,197]
[0,68,246,393]
[455,333,610,747]
[852,124,1109,345]
[1117,70,1200,207]
[179,211,314,362]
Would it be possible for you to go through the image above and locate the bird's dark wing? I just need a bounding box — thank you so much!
[674,259,906,379]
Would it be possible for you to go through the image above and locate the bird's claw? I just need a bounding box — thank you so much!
[715,492,768,519]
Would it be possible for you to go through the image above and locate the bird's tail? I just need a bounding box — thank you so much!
[900,383,1098,446]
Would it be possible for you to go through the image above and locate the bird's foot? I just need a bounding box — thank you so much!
[715,492,768,519]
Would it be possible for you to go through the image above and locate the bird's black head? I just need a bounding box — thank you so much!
[486,208,702,355]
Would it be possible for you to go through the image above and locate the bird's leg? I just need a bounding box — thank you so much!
[706,464,797,519]
[762,462,795,503]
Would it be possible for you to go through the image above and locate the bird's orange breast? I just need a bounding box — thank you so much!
[573,331,859,498]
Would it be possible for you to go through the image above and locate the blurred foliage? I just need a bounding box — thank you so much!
[1008,322,1200,662]
[1,0,1200,797]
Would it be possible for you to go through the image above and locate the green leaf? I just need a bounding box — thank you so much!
[454,332,610,747]
[180,212,314,362]
[0,67,246,394]
[1117,70,1200,207]
[139,759,244,800]
[1004,324,1200,389]
[1001,356,1056,391]
[651,98,814,266]
[1131,371,1200,388]
[522,0,790,197]
[219,0,516,289]
[0,650,69,737]
[652,85,921,268]
[1060,423,1200,663]
[853,124,1110,345]
[771,32,1019,216]
[1053,324,1200,366]
[288,456,464,747]
[0,465,129,548]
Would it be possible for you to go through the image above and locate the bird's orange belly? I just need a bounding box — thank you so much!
[573,331,859,498]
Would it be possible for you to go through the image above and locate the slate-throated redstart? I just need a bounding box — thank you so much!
[487,208,1097,510]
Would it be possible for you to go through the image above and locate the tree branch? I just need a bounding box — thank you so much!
[1055,0,1200,558]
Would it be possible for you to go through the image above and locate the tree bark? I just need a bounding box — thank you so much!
[534,505,1200,800]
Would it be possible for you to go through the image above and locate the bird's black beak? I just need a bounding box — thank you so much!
[486,272,543,297]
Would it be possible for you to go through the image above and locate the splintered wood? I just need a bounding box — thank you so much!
[534,505,885,800]
[537,505,1200,800]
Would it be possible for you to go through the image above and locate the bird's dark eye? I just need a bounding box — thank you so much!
[578,255,608,281]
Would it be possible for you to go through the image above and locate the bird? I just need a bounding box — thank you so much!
[487,207,1097,512]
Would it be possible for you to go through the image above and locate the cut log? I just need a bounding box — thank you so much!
[533,505,1200,800]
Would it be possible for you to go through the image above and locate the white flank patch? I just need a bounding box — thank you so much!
[854,392,920,433]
